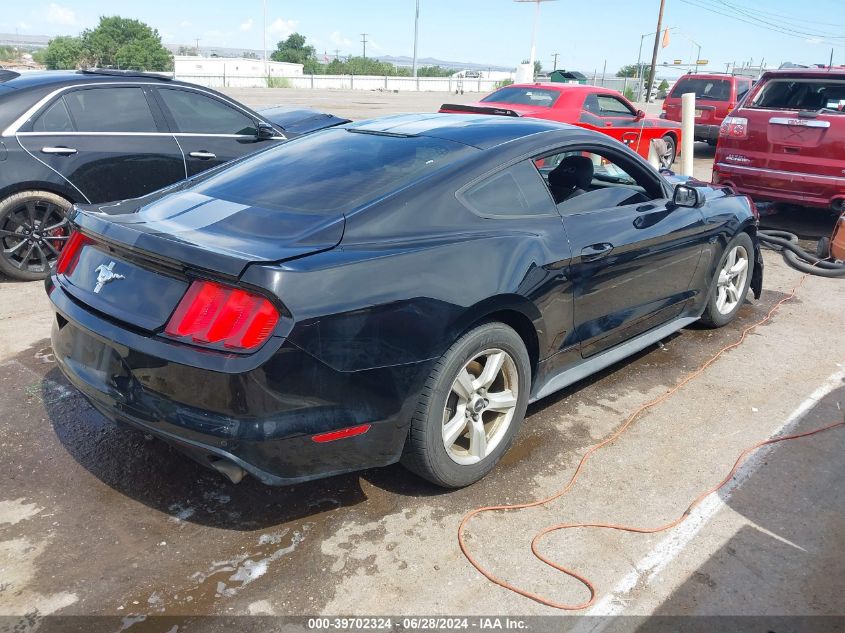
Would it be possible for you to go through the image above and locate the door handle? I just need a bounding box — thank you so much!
[189,151,216,159]
[581,242,614,262]
[41,146,77,156]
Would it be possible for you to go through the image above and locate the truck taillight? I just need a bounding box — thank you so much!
[720,116,748,140]
[55,230,92,275]
[164,280,280,351]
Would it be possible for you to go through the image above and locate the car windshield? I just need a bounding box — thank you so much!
[480,87,559,107]
[190,128,477,214]
[670,78,731,101]
[748,78,845,112]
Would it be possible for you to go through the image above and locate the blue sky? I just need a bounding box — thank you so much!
[2,0,843,76]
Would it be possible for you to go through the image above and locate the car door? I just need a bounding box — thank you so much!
[154,87,278,176]
[539,145,708,358]
[15,85,186,203]
[579,93,645,151]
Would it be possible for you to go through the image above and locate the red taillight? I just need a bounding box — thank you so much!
[312,424,372,443]
[164,280,280,351]
[720,116,748,140]
[55,230,92,275]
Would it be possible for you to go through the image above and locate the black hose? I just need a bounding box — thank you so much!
[758,229,845,278]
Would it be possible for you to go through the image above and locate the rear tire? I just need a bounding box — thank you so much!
[0,191,72,281]
[401,322,531,488]
[699,232,755,328]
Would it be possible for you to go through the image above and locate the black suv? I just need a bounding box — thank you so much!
[0,69,348,280]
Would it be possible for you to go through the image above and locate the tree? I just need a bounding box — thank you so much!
[617,64,643,78]
[270,33,315,65]
[42,36,86,70]
[658,79,669,91]
[417,65,452,77]
[82,16,172,70]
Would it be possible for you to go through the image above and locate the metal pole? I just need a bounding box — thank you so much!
[361,33,368,58]
[552,52,559,71]
[263,0,267,76]
[601,59,606,86]
[529,0,540,70]
[646,0,666,103]
[412,0,419,78]
[680,92,695,176]
[636,33,647,101]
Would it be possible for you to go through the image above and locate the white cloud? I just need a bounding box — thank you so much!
[16,21,32,31]
[179,20,192,28]
[268,17,297,37]
[329,31,352,47]
[46,3,76,26]
[240,18,254,32]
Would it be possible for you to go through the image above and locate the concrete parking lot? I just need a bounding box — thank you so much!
[1,89,843,630]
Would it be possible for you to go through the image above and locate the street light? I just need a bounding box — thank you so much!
[514,0,558,74]
[636,27,677,101]
[412,0,420,78]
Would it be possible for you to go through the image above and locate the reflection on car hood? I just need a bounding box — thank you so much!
[258,105,350,136]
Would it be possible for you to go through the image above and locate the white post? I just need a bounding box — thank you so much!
[680,92,695,176]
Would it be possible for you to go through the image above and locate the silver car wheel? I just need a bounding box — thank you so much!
[442,348,519,466]
[715,244,749,315]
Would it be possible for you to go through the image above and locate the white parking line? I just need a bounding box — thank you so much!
[572,363,845,631]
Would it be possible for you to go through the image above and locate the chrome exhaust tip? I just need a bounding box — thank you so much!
[210,458,246,484]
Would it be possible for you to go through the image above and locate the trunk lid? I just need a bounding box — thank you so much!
[66,190,344,332]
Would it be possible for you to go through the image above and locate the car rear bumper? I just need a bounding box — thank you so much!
[712,162,845,209]
[694,124,720,142]
[47,280,429,485]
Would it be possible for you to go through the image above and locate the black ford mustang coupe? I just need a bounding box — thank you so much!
[0,69,348,280]
[48,114,763,488]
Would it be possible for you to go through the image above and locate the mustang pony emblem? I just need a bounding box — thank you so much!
[93,261,125,293]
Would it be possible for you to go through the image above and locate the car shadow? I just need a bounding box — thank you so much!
[40,360,444,531]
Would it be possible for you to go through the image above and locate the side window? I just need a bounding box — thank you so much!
[736,79,752,102]
[595,95,635,117]
[63,88,157,132]
[460,161,556,217]
[158,88,257,135]
[536,149,661,213]
[32,97,74,132]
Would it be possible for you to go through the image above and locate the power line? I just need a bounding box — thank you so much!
[709,0,845,39]
[679,0,845,47]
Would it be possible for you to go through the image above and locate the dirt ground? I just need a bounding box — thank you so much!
[1,88,843,632]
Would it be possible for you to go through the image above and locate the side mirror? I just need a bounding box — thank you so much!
[635,109,646,120]
[257,122,276,140]
[671,184,705,209]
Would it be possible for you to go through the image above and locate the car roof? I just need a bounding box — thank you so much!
[759,68,845,79]
[677,73,740,81]
[347,113,574,149]
[504,82,611,93]
[1,69,178,93]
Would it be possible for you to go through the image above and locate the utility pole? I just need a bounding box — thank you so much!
[334,49,340,61]
[645,0,666,103]
[361,33,368,59]
[551,52,559,71]
[195,38,201,56]
[412,0,420,78]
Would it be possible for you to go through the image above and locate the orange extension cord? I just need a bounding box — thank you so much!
[458,270,844,611]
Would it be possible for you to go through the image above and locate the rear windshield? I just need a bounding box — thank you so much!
[190,128,477,214]
[480,87,559,107]
[748,78,845,112]
[670,78,731,101]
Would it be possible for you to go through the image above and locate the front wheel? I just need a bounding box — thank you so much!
[699,232,755,328]
[660,134,677,169]
[0,191,72,281]
[401,322,531,488]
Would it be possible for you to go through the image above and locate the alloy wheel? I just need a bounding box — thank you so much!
[442,348,519,465]
[715,244,749,315]
[0,200,70,273]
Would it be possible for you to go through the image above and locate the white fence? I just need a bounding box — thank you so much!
[175,73,503,92]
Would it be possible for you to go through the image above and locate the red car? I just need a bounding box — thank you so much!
[440,83,682,168]
[713,68,845,211]
[662,73,753,145]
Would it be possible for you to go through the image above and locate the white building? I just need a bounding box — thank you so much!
[173,56,303,88]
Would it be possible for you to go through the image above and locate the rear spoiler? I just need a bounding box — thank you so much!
[439,104,521,117]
